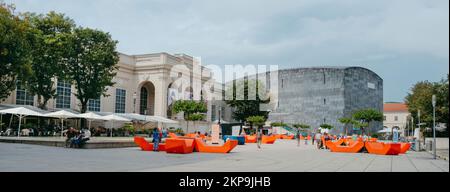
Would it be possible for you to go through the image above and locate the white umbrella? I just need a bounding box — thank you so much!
[102,114,131,137]
[77,112,108,129]
[45,110,79,137]
[0,107,44,137]
[150,116,178,124]
[378,128,401,133]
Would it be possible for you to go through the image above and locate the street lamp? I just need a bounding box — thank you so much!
[432,95,436,159]
[133,92,137,114]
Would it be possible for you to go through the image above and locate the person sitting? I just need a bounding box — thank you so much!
[65,127,76,148]
[75,129,91,148]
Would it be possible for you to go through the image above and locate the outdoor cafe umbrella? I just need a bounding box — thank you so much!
[45,110,79,137]
[102,114,131,137]
[378,128,401,133]
[0,107,44,137]
[77,112,108,129]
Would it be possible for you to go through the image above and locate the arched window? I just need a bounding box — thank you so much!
[140,87,148,115]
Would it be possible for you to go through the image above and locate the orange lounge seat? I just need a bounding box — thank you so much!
[365,142,401,155]
[400,142,411,154]
[326,140,364,153]
[369,138,378,142]
[262,135,276,144]
[245,135,257,143]
[194,138,238,153]
[134,136,166,151]
[165,138,195,154]
[281,135,293,140]
[274,134,282,139]
[330,139,345,146]
[168,132,179,138]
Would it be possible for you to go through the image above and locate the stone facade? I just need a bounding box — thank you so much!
[268,67,383,134]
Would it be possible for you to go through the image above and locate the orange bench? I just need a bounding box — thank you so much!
[168,132,178,138]
[281,135,294,140]
[194,138,238,153]
[326,140,364,153]
[400,142,411,154]
[274,134,282,139]
[365,142,401,155]
[262,135,276,144]
[134,136,166,151]
[245,135,257,143]
[165,138,195,154]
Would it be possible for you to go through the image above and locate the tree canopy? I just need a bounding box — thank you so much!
[225,79,270,122]
[0,4,32,100]
[405,75,449,136]
[22,11,75,109]
[64,27,119,113]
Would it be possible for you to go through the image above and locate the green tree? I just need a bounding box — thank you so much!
[64,27,119,115]
[0,3,32,100]
[338,117,353,136]
[271,122,287,127]
[189,113,205,133]
[23,12,75,109]
[246,115,265,148]
[405,75,449,136]
[352,108,383,135]
[225,79,270,123]
[172,100,207,133]
[320,124,334,130]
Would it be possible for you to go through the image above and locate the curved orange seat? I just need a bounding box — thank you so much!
[281,135,295,140]
[365,142,401,155]
[134,136,166,151]
[165,138,194,154]
[168,132,178,138]
[400,142,411,154]
[369,138,378,142]
[245,135,257,143]
[326,140,364,153]
[274,134,282,139]
[307,136,311,140]
[194,138,238,153]
[262,135,276,144]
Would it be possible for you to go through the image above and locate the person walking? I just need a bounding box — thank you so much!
[296,128,301,147]
[152,128,160,151]
[315,131,322,149]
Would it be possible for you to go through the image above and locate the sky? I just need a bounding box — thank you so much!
[7,0,449,102]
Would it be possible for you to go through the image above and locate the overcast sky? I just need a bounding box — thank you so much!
[9,0,449,102]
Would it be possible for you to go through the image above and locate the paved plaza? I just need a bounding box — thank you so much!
[0,140,448,172]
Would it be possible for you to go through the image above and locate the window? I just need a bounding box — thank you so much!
[88,98,101,112]
[211,105,216,121]
[15,81,34,106]
[115,88,126,113]
[56,81,71,109]
[324,98,327,105]
[139,87,148,114]
[394,116,398,121]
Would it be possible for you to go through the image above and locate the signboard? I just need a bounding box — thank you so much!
[232,126,241,136]
[211,124,220,144]
[168,88,179,106]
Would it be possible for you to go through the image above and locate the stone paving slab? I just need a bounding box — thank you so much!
[0,140,448,172]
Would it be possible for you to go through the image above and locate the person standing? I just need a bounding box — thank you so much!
[152,128,160,151]
[315,131,322,149]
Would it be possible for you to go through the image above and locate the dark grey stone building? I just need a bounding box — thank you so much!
[268,67,383,134]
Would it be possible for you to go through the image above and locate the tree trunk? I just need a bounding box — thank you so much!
[80,102,88,129]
